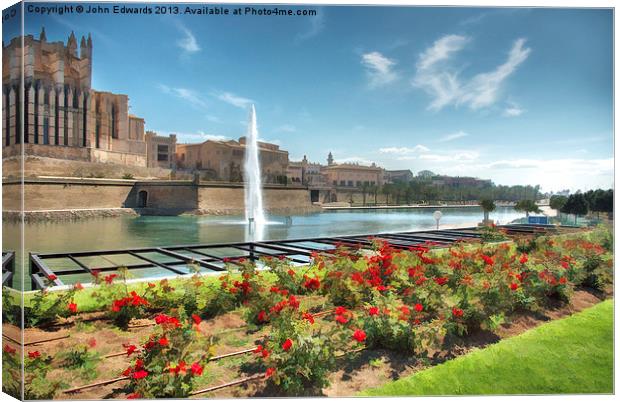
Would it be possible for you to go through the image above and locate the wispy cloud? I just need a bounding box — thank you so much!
[460,39,531,109]
[413,35,531,112]
[416,35,469,71]
[503,101,524,117]
[379,145,429,155]
[213,91,254,109]
[296,8,325,42]
[419,151,480,162]
[176,24,200,53]
[152,130,229,143]
[274,124,297,133]
[157,84,208,110]
[438,131,468,142]
[361,51,399,88]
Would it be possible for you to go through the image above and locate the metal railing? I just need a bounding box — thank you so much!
[27,224,576,290]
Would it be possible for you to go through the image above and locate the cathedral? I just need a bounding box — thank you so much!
[1,28,169,168]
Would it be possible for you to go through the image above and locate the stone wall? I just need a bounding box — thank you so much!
[197,184,317,215]
[2,178,318,218]
[2,178,134,211]
[2,155,172,179]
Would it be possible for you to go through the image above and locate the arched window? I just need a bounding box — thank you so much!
[137,191,148,208]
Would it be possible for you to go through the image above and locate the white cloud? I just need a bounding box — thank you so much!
[459,39,531,109]
[419,151,480,162]
[416,35,469,71]
[337,156,375,165]
[151,130,229,143]
[296,9,325,42]
[213,91,254,109]
[157,84,208,110]
[361,51,399,88]
[438,131,468,142]
[379,145,430,155]
[413,36,531,112]
[503,102,524,117]
[177,25,200,53]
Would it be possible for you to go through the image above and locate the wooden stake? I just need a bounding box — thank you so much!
[189,373,264,396]
[62,377,129,394]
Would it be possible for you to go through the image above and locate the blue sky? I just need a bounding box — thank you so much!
[9,3,614,192]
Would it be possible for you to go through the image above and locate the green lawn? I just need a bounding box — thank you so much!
[361,299,614,396]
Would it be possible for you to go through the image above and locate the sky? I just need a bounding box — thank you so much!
[4,2,614,192]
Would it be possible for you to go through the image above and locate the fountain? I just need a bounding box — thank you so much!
[244,105,266,239]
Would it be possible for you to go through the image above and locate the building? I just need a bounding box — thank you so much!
[2,29,148,167]
[287,153,384,188]
[287,155,328,187]
[385,169,414,183]
[145,131,176,169]
[175,137,289,184]
[323,162,384,188]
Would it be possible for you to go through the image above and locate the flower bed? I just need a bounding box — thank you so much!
[1,226,613,399]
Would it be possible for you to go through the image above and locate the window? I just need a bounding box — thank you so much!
[110,104,117,139]
[333,180,337,185]
[157,144,168,161]
[340,180,345,186]
[348,180,354,187]
[43,116,49,144]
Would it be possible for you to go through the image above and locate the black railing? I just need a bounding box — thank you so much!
[27,224,577,290]
[2,251,15,287]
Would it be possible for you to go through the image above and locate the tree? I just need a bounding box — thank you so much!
[479,199,496,223]
[549,195,568,211]
[561,193,589,224]
[514,199,542,218]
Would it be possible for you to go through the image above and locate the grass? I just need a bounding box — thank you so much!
[361,299,614,396]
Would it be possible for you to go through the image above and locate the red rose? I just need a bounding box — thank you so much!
[125,344,137,356]
[282,338,293,351]
[519,254,528,264]
[368,307,379,316]
[335,306,347,315]
[510,283,518,291]
[257,310,267,322]
[48,274,57,281]
[158,337,169,347]
[414,303,424,312]
[28,351,41,359]
[190,362,203,376]
[302,312,315,324]
[452,307,464,318]
[481,255,494,266]
[3,344,16,354]
[335,315,349,324]
[68,302,78,313]
[352,329,366,343]
[192,314,202,325]
[265,367,276,378]
[433,277,448,286]
[132,370,148,380]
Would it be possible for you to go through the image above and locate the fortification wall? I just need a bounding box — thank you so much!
[2,178,318,218]
[2,155,172,179]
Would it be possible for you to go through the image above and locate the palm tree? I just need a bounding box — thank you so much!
[480,199,496,224]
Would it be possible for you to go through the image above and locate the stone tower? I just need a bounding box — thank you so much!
[327,151,334,166]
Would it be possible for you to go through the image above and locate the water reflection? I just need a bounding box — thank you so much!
[3,207,523,288]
